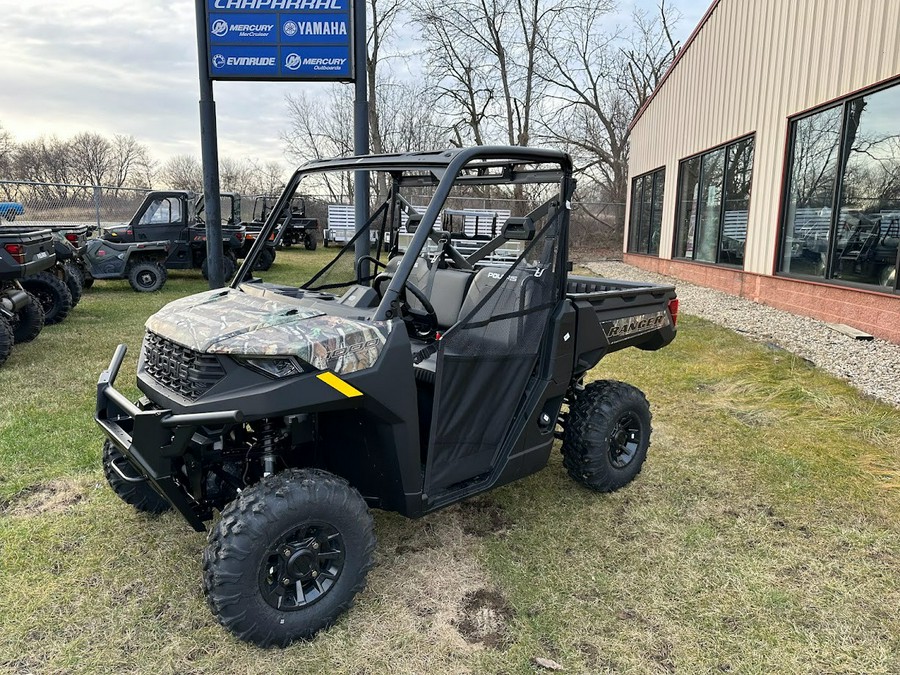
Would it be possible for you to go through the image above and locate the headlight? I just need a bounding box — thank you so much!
[236,356,313,379]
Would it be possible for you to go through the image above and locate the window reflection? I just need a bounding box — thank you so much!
[780,82,900,292]
[627,167,665,255]
[674,138,753,265]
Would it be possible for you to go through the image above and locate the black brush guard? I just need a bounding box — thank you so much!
[95,344,243,531]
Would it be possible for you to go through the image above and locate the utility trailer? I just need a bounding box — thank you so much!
[95,146,677,647]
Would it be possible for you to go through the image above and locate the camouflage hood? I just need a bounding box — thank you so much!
[145,288,392,374]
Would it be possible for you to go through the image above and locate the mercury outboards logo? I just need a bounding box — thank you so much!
[285,52,347,71]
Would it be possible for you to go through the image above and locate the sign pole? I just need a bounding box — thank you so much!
[353,0,370,282]
[195,0,224,289]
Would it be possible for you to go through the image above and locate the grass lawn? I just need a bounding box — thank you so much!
[1,247,899,673]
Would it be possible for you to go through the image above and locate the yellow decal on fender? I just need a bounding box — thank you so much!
[316,371,363,398]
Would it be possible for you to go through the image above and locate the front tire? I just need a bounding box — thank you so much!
[127,261,166,292]
[11,292,44,343]
[101,440,171,514]
[63,264,83,307]
[21,271,73,325]
[203,469,376,647]
[0,316,12,367]
[562,380,652,492]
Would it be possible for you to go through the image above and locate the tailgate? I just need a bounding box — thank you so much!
[0,227,56,279]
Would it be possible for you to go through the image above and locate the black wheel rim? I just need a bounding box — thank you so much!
[33,289,54,313]
[608,412,642,469]
[259,522,345,611]
[137,270,157,288]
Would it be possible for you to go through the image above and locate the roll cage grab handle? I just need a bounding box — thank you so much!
[230,146,574,323]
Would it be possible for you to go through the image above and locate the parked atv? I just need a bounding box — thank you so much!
[81,239,170,292]
[102,190,245,281]
[95,147,678,647]
[248,195,319,251]
[0,227,54,365]
[1,226,74,325]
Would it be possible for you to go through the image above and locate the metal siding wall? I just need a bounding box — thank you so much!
[628,0,900,273]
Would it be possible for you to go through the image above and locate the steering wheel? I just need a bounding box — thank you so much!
[373,273,438,339]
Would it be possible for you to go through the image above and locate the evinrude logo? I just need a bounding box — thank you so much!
[214,53,276,67]
[601,311,670,343]
[213,0,343,9]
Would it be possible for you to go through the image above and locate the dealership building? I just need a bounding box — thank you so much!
[624,0,900,342]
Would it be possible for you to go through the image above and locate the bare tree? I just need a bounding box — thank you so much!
[109,134,153,188]
[14,136,74,197]
[160,154,203,192]
[537,0,679,205]
[69,132,113,186]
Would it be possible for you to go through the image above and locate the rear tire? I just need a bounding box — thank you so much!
[64,264,83,307]
[127,260,166,292]
[11,292,44,343]
[21,271,72,325]
[102,441,171,514]
[201,255,236,281]
[562,380,652,492]
[304,233,318,251]
[203,469,376,647]
[255,247,276,271]
[0,316,12,367]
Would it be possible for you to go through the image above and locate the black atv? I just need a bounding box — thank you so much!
[0,227,54,365]
[250,195,319,251]
[1,225,75,326]
[81,239,170,292]
[96,147,678,647]
[102,190,245,281]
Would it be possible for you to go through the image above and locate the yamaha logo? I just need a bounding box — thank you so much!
[212,54,226,68]
[211,19,229,37]
[285,53,302,70]
[283,20,298,36]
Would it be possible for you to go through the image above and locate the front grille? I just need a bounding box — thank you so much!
[142,331,225,400]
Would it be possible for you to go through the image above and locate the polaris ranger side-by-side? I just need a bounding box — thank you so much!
[95,147,678,647]
[102,190,245,281]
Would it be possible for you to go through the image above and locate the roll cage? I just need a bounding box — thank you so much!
[233,146,574,323]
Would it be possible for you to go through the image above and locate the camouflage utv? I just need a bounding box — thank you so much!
[95,147,678,647]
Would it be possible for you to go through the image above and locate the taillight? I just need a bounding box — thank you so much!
[64,233,79,243]
[4,243,24,264]
[668,298,679,326]
[236,232,244,240]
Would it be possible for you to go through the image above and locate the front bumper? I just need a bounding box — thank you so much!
[95,344,243,531]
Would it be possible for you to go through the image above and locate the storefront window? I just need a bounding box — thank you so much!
[627,167,665,255]
[674,137,754,266]
[780,81,900,292]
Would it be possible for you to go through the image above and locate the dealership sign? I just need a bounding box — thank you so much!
[206,0,353,80]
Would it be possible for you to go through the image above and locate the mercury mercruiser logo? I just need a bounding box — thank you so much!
[211,19,229,36]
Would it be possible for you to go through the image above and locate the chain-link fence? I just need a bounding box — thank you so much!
[0,179,625,259]
[0,180,152,228]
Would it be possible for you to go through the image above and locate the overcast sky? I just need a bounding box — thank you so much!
[0,0,708,170]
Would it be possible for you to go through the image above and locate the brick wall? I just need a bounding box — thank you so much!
[624,254,900,343]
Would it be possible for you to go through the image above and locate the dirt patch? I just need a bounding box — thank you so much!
[457,496,512,537]
[454,588,514,649]
[4,479,86,517]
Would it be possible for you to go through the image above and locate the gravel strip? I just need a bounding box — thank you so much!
[586,261,900,408]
